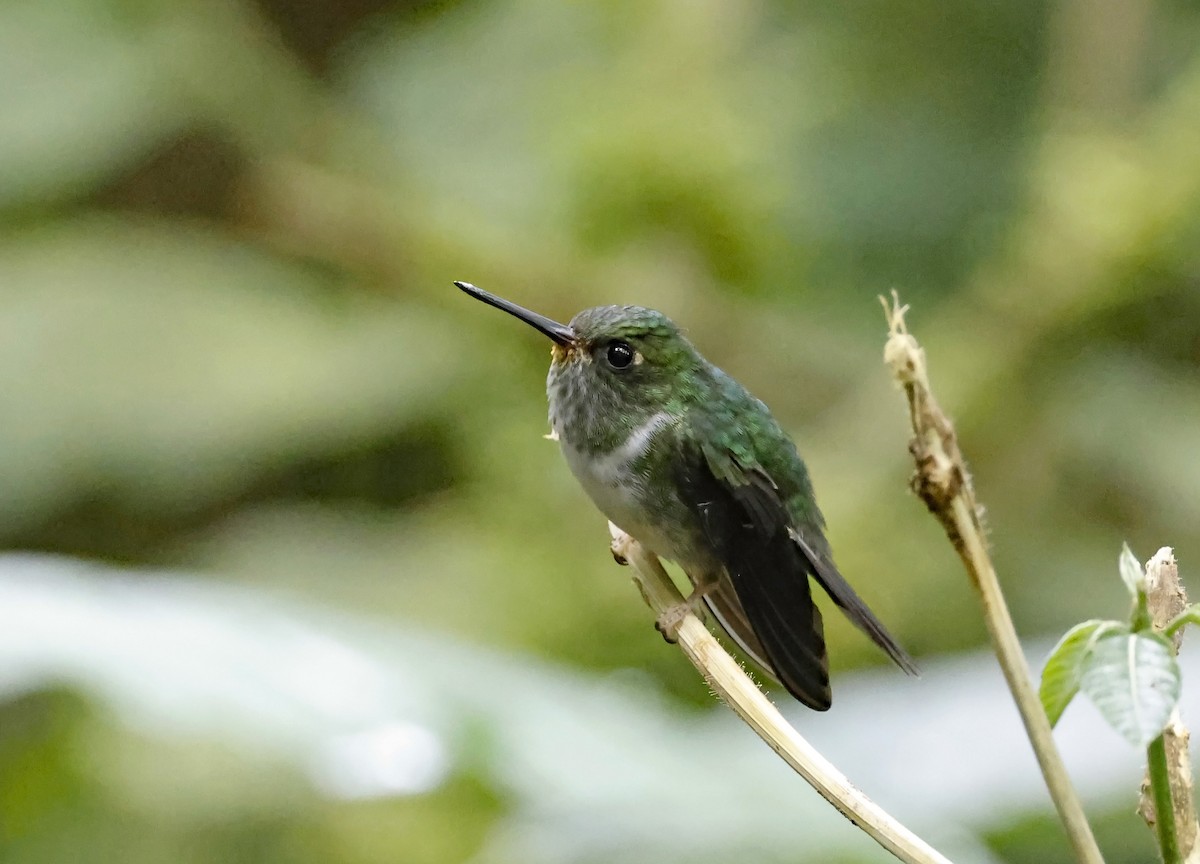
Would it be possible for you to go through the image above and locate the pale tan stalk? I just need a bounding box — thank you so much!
[609,523,954,864]
[879,294,1103,864]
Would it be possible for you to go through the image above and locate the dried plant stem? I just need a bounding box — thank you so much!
[1138,548,1199,863]
[880,294,1103,864]
[608,523,954,864]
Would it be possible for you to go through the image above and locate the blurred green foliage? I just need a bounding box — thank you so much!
[3,0,1200,861]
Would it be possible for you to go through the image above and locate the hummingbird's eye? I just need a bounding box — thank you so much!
[605,341,635,369]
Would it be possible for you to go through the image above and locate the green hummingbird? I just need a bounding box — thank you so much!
[456,280,917,709]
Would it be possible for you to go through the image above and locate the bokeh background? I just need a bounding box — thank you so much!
[4,0,1200,862]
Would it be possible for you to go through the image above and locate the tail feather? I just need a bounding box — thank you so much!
[790,529,919,676]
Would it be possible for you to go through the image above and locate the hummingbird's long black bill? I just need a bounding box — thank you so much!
[454,281,576,347]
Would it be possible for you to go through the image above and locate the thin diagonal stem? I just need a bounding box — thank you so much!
[610,523,954,864]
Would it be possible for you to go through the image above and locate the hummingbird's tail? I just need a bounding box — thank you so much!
[790,529,920,676]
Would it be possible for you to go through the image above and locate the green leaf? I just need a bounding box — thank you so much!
[1079,631,1181,748]
[1119,542,1144,598]
[1040,620,1127,726]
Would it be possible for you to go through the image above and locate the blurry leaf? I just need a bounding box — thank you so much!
[0,218,466,530]
[0,0,189,209]
[1053,355,1200,533]
[344,3,786,293]
[1040,619,1126,726]
[0,688,94,838]
[0,0,333,212]
[1079,631,1180,748]
[1119,543,1144,599]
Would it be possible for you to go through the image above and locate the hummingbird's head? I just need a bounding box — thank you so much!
[562,304,697,380]
[455,281,702,432]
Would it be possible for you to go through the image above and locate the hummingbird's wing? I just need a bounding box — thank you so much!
[684,442,833,710]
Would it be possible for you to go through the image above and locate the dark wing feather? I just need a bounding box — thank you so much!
[684,443,832,710]
[701,580,773,680]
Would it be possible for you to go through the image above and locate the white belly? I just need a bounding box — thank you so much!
[556,411,680,559]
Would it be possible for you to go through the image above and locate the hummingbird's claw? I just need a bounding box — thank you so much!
[655,584,715,643]
[655,604,689,644]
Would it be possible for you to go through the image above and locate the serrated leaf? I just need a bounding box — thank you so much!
[1079,631,1180,747]
[1040,619,1127,726]
[1119,543,1144,599]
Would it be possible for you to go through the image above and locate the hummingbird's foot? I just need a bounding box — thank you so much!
[654,583,716,643]
[610,544,628,567]
[655,603,690,644]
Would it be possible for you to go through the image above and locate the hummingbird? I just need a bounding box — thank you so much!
[455,280,917,709]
